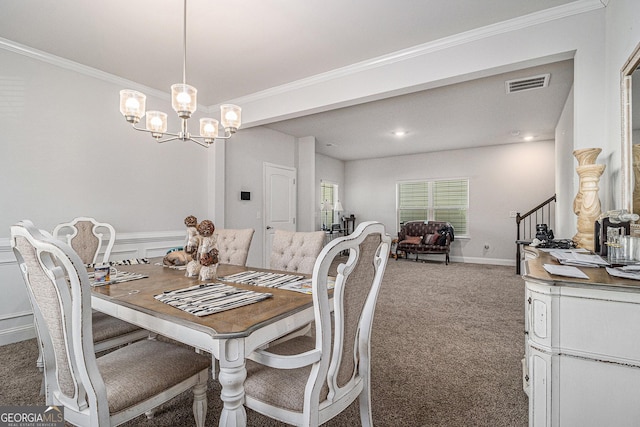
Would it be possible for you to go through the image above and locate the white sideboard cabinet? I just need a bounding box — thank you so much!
[523,248,640,427]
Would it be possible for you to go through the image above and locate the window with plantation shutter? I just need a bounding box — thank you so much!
[397,178,469,236]
[398,181,429,225]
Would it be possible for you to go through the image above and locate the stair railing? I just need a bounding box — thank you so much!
[515,194,557,274]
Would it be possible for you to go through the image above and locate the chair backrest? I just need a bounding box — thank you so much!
[11,220,109,420]
[308,221,390,417]
[213,228,255,266]
[52,217,116,264]
[269,230,325,274]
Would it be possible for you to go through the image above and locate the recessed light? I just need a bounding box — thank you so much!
[392,130,407,137]
[524,135,534,141]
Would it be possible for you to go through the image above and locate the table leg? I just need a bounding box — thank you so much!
[217,338,247,427]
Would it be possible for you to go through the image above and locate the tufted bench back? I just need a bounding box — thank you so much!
[399,221,452,241]
[269,230,325,274]
[213,228,255,266]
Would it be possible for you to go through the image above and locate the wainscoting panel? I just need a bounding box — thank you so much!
[0,230,185,346]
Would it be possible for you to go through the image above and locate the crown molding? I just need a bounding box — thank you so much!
[0,36,170,101]
[222,0,604,107]
[0,0,604,111]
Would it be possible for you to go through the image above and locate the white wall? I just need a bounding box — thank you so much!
[315,154,346,230]
[345,141,555,265]
[556,85,576,238]
[296,136,316,232]
[223,126,296,267]
[0,49,211,234]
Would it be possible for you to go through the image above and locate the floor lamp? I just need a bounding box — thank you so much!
[321,201,332,230]
[334,200,344,228]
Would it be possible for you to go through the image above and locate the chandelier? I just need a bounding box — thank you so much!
[118,0,241,147]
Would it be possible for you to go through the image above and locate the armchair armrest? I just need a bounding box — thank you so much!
[248,348,321,369]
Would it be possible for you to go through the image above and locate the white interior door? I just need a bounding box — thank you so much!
[263,163,297,268]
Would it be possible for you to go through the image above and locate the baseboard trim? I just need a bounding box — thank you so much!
[397,254,515,267]
[451,256,515,266]
[0,323,36,346]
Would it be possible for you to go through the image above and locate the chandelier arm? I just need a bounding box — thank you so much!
[188,137,213,148]
[130,124,181,138]
[155,136,183,144]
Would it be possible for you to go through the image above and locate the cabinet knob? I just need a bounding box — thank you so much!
[527,297,532,304]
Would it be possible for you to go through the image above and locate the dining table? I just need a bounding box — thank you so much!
[90,258,318,427]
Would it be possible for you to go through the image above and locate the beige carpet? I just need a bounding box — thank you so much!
[0,259,528,426]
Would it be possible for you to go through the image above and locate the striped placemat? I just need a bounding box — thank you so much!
[218,270,335,294]
[218,270,308,288]
[154,283,272,317]
[85,258,150,268]
[89,270,148,287]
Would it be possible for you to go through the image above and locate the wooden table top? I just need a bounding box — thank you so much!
[91,259,314,338]
[523,247,640,291]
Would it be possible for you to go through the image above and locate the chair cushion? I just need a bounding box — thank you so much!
[91,311,142,343]
[400,235,422,245]
[245,336,328,412]
[97,340,210,413]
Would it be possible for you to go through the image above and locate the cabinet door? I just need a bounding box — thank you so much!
[529,347,552,427]
[527,286,553,350]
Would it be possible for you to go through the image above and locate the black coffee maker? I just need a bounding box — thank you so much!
[535,224,554,242]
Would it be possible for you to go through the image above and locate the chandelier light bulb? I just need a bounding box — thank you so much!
[125,97,140,111]
[220,104,242,132]
[119,89,146,124]
[200,118,219,143]
[171,84,197,119]
[145,111,168,138]
[176,92,191,105]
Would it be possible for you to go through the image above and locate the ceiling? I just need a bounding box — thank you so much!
[0,0,579,160]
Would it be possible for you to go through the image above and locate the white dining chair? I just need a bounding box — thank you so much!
[53,217,116,265]
[11,220,210,427]
[244,221,391,426]
[213,228,255,266]
[52,217,151,349]
[270,230,326,274]
[43,218,150,399]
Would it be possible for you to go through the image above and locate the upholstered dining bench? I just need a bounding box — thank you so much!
[396,221,454,264]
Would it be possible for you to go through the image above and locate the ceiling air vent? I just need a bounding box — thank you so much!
[505,74,550,94]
